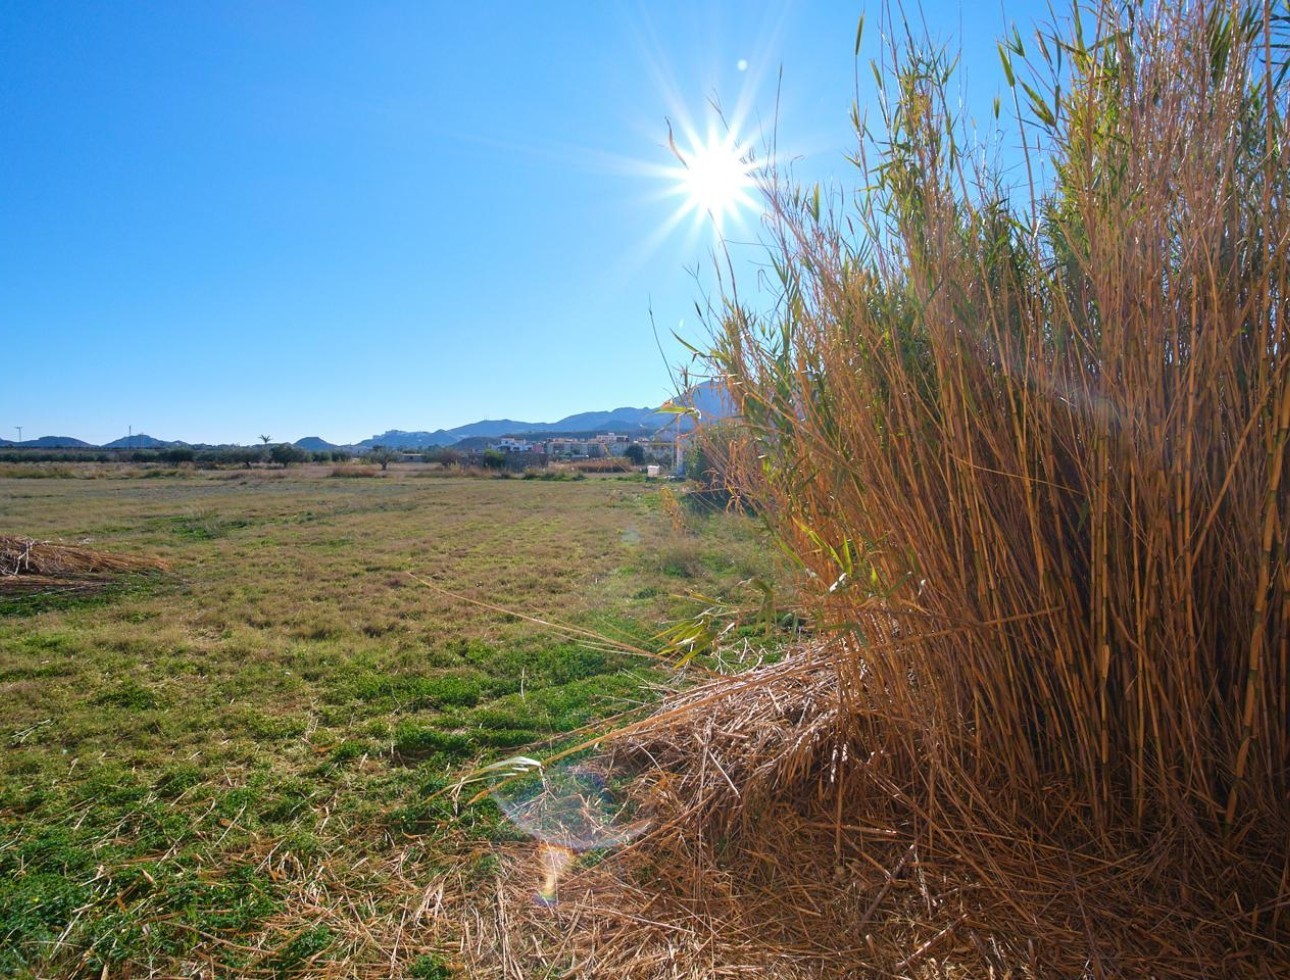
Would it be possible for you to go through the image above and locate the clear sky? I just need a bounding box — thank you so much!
[1,1,1049,446]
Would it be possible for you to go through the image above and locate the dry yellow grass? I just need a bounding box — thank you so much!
[0,468,781,977]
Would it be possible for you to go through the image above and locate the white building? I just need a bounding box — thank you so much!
[494,437,536,453]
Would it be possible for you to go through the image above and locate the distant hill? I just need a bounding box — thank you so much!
[294,436,340,452]
[102,433,183,449]
[519,406,663,433]
[18,436,94,449]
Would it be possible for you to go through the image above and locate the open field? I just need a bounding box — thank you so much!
[0,468,778,978]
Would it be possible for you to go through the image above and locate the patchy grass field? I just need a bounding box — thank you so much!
[0,468,776,978]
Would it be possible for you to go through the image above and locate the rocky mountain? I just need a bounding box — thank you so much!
[356,384,731,449]
[355,429,460,450]
[667,378,737,423]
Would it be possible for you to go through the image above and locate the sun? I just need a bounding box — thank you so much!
[589,36,777,266]
[666,121,759,235]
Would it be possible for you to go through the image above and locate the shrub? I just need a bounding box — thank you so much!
[213,446,266,468]
[423,448,460,466]
[368,446,400,471]
[269,443,308,467]
[570,457,630,474]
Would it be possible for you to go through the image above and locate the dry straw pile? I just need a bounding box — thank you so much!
[0,535,168,594]
[434,2,1290,976]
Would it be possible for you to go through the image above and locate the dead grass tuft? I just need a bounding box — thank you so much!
[329,465,382,478]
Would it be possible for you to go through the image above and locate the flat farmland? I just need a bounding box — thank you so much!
[0,468,775,978]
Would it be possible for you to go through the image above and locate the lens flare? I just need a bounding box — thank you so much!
[486,757,649,909]
[534,842,576,908]
[492,761,648,852]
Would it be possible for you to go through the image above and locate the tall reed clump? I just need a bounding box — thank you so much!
[710,0,1288,919]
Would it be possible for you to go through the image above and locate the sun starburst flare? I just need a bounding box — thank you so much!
[665,119,760,235]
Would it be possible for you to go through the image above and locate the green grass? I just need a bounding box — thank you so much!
[0,468,780,976]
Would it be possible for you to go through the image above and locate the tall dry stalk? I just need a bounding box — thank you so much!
[708,0,1288,874]
[430,5,1289,972]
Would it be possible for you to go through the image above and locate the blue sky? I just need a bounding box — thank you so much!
[2,1,1048,446]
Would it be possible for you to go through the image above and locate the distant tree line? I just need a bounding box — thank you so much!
[0,446,354,467]
[0,443,659,470]
[0,444,488,468]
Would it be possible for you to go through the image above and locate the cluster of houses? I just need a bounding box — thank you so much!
[491,432,674,460]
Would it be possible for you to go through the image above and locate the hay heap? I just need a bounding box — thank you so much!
[420,641,1287,978]
[0,535,168,594]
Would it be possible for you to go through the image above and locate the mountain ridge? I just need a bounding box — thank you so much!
[5,382,735,451]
